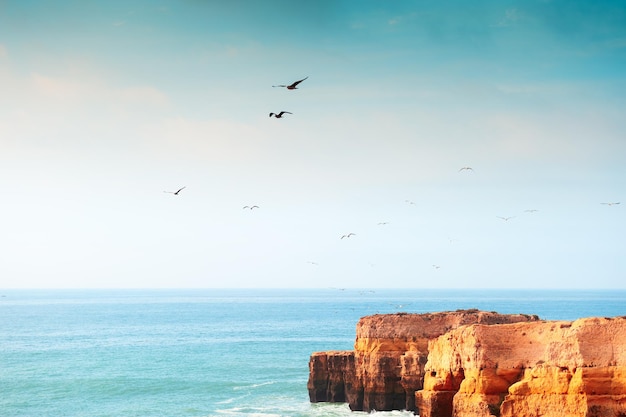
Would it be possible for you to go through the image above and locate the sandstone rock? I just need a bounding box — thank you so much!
[308,309,539,412]
[307,350,355,403]
[418,316,626,417]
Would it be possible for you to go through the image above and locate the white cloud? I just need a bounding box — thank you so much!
[494,8,523,27]
[114,85,168,105]
[31,72,88,98]
[138,116,264,166]
[386,11,418,27]
[29,72,168,106]
[0,66,171,158]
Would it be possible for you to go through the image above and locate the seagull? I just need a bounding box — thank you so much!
[269,111,292,118]
[377,222,389,225]
[432,264,441,269]
[341,233,356,239]
[524,209,539,213]
[497,216,515,221]
[164,186,185,195]
[459,167,474,172]
[601,202,620,206]
[243,205,260,210]
[405,200,415,205]
[272,76,308,90]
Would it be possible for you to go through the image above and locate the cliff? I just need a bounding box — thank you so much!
[308,309,540,412]
[308,350,356,403]
[417,316,626,417]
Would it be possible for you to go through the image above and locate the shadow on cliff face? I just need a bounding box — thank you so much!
[418,317,626,417]
[308,310,541,414]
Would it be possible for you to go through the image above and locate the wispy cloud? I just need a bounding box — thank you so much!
[138,116,263,167]
[604,37,626,50]
[114,86,167,105]
[387,12,417,27]
[30,72,168,106]
[494,8,523,27]
[31,73,85,98]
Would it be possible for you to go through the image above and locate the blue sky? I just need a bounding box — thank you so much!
[1,0,625,288]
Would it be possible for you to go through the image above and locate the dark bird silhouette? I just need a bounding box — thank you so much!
[601,202,620,206]
[164,186,185,195]
[243,205,259,210]
[497,216,515,221]
[272,76,308,90]
[459,166,474,172]
[269,111,292,118]
[341,233,356,239]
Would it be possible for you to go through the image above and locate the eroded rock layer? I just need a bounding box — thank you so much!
[417,317,626,417]
[308,309,540,412]
[308,350,355,403]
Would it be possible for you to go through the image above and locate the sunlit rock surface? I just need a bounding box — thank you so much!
[308,310,539,412]
[417,317,626,417]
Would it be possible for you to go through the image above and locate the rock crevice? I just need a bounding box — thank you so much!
[308,309,539,413]
[308,311,626,417]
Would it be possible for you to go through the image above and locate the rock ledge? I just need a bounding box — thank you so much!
[308,310,626,417]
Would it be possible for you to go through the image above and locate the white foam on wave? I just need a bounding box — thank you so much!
[213,401,418,417]
[213,406,280,417]
[214,397,235,405]
[232,381,276,391]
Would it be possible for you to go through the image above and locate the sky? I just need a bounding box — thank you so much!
[1,0,625,289]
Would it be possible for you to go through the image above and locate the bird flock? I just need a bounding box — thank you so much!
[162,75,621,272]
[268,76,308,119]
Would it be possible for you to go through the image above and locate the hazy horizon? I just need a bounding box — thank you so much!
[1,0,624,289]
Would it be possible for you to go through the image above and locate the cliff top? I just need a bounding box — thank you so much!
[356,309,541,340]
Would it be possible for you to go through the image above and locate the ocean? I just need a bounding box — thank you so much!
[2,288,625,417]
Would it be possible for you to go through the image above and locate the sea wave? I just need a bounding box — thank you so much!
[232,381,277,391]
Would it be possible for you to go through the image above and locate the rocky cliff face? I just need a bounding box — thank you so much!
[308,350,355,403]
[308,309,540,412]
[417,316,626,417]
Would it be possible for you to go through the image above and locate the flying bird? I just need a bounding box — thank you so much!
[377,222,389,225]
[524,209,539,213]
[164,186,185,195]
[269,111,292,118]
[243,205,260,210]
[497,216,515,221]
[341,233,356,239]
[459,167,474,172]
[601,202,620,206]
[272,76,308,90]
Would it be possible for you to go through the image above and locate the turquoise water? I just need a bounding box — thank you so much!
[1,288,625,417]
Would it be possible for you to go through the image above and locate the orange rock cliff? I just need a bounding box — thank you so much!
[307,309,540,412]
[308,311,626,417]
